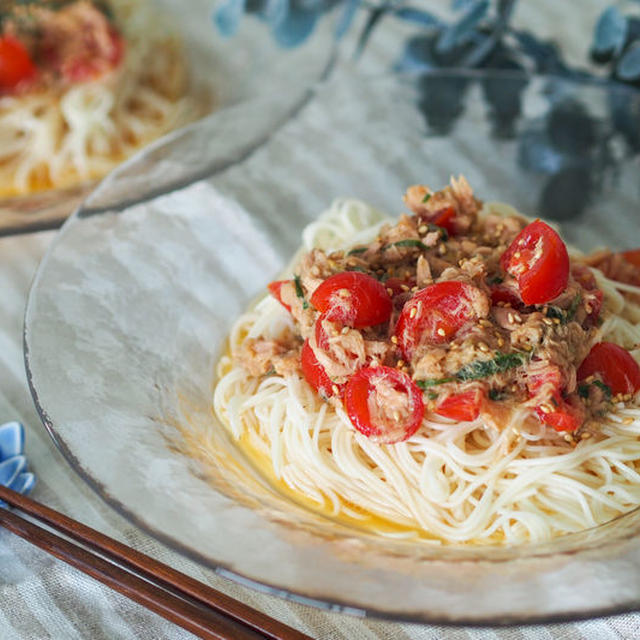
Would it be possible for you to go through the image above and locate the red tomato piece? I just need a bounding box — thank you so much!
[300,339,342,398]
[310,272,392,328]
[622,249,640,268]
[62,27,125,83]
[395,281,487,360]
[535,397,585,432]
[417,205,458,236]
[490,284,523,308]
[429,206,457,235]
[344,366,424,443]
[267,280,293,313]
[527,362,563,400]
[0,35,36,92]
[500,220,570,305]
[435,389,483,422]
[577,342,640,396]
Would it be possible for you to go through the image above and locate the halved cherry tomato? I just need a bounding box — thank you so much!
[577,342,640,396]
[535,396,585,432]
[500,220,569,305]
[0,35,36,92]
[344,366,424,443]
[310,272,392,328]
[435,389,483,422]
[622,249,640,268]
[395,281,488,359]
[267,280,293,313]
[300,339,342,398]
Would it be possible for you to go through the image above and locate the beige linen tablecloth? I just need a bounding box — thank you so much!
[1,230,639,639]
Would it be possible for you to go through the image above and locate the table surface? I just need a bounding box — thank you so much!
[3,2,640,638]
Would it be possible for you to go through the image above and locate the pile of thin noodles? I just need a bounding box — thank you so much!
[214,199,640,545]
[0,0,205,197]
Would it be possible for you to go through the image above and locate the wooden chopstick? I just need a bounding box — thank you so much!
[0,486,313,640]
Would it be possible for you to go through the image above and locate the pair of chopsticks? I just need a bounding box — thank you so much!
[0,486,313,640]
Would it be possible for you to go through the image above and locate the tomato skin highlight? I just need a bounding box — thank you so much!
[300,339,341,398]
[267,280,293,313]
[344,366,424,444]
[395,281,487,360]
[577,342,640,396]
[0,35,36,91]
[310,272,392,328]
[435,389,482,422]
[501,220,570,305]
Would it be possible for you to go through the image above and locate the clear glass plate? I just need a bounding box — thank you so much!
[24,70,640,624]
[0,0,336,235]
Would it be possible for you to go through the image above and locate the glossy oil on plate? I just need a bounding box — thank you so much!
[24,71,640,624]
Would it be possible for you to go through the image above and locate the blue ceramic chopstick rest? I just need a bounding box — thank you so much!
[0,421,35,506]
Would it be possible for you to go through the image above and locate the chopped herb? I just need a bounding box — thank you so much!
[488,275,504,286]
[386,239,429,251]
[578,384,590,399]
[546,295,582,325]
[347,247,367,256]
[422,192,432,203]
[488,388,506,401]
[416,352,530,394]
[427,392,438,400]
[456,351,529,381]
[293,275,309,310]
[546,306,565,322]
[263,367,277,378]
[566,294,582,322]
[593,380,612,397]
[428,224,449,241]
[347,266,368,274]
[416,377,454,389]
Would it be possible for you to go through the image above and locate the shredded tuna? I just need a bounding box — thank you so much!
[238,177,632,441]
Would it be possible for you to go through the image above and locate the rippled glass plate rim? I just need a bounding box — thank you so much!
[23,69,640,625]
[21,379,640,626]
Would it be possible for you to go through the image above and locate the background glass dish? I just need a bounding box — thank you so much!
[25,70,640,624]
[0,0,336,236]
